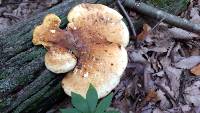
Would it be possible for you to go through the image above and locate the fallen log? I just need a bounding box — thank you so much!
[0,0,100,113]
[123,0,200,35]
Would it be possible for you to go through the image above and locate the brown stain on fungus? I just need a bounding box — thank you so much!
[32,3,129,98]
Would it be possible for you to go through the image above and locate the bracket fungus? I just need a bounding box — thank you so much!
[32,3,129,98]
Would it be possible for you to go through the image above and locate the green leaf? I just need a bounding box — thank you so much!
[71,92,89,113]
[86,84,98,113]
[95,93,113,113]
[59,108,81,113]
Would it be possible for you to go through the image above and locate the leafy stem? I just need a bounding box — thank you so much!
[60,84,119,113]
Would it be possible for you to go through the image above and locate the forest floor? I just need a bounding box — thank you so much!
[0,0,62,30]
[1,0,200,113]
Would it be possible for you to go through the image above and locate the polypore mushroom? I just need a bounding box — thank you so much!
[32,3,129,98]
[33,14,77,73]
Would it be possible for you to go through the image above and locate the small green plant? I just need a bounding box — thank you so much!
[60,84,119,113]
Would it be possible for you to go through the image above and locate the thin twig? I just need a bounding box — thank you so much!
[151,17,166,32]
[117,0,137,38]
[124,0,200,35]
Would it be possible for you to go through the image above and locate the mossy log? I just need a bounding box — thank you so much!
[146,0,189,15]
[0,0,103,113]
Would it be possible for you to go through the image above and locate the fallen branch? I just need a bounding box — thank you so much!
[117,0,136,38]
[123,0,200,35]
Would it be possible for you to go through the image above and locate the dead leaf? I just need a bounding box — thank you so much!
[181,105,191,112]
[153,71,164,77]
[165,66,182,98]
[170,43,184,63]
[163,105,191,113]
[156,89,171,109]
[194,106,200,113]
[145,90,158,102]
[141,103,155,113]
[184,81,200,106]
[190,7,200,24]
[148,47,168,53]
[152,108,164,113]
[160,57,171,68]
[129,50,146,62]
[174,56,200,69]
[144,64,155,91]
[191,64,200,76]
[137,24,151,41]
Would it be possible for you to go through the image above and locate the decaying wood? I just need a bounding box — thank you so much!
[0,0,100,113]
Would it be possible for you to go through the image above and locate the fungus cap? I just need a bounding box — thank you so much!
[32,3,129,98]
[62,43,128,98]
[62,3,129,98]
[67,3,129,47]
[32,14,61,47]
[32,14,77,73]
[45,47,77,74]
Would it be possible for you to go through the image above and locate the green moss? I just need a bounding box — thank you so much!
[22,84,64,113]
[147,0,189,14]
[12,80,63,113]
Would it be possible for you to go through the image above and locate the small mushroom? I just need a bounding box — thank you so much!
[32,14,77,73]
[32,3,129,98]
[45,47,77,74]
